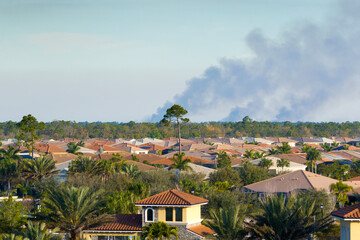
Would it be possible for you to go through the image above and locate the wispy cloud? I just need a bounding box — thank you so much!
[150,0,360,122]
[27,32,128,54]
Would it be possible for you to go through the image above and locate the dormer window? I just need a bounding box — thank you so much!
[146,208,154,222]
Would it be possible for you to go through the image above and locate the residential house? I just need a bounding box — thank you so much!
[82,189,214,240]
[243,170,360,196]
[332,204,360,240]
[244,157,307,173]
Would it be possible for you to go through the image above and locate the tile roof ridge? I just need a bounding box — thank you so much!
[244,170,303,188]
[170,189,191,205]
[300,170,315,189]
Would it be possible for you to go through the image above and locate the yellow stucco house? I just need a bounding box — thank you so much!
[82,189,214,240]
[332,204,360,240]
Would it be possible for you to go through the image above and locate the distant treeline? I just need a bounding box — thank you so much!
[1,117,360,139]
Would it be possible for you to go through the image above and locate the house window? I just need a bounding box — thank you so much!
[146,208,154,222]
[166,208,173,221]
[175,208,183,222]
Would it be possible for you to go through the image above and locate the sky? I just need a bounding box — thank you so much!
[2,0,356,123]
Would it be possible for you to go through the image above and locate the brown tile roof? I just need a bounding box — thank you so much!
[126,160,156,171]
[271,154,307,165]
[35,143,66,154]
[123,154,164,163]
[138,143,169,151]
[59,138,79,142]
[87,214,142,231]
[187,225,215,237]
[348,176,360,181]
[243,170,338,193]
[332,204,360,219]
[97,152,132,160]
[111,143,137,148]
[86,144,122,152]
[85,140,115,146]
[50,152,77,164]
[135,189,208,206]
[328,150,360,160]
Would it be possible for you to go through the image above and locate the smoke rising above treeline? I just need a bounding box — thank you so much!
[150,0,360,123]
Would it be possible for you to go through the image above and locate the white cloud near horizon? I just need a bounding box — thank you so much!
[27,32,129,54]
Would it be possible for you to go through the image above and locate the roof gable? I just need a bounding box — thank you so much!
[332,204,360,219]
[135,189,208,206]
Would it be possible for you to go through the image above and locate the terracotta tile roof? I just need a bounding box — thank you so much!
[349,176,360,181]
[135,189,208,206]
[123,154,164,163]
[271,154,307,165]
[87,214,142,231]
[35,143,66,154]
[59,138,79,142]
[50,153,77,164]
[187,225,215,237]
[126,160,156,171]
[97,152,132,160]
[138,143,169,151]
[329,151,360,160]
[230,157,244,166]
[111,143,137,148]
[86,144,122,152]
[332,204,360,219]
[85,140,115,146]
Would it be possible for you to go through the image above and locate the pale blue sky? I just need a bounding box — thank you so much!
[0,0,341,122]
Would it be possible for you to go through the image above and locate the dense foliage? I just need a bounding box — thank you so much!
[2,117,360,140]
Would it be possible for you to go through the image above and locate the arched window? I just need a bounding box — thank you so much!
[146,208,154,222]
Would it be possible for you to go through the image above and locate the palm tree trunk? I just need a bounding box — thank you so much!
[70,231,77,240]
[7,179,10,196]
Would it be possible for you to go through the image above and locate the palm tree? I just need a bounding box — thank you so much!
[0,145,22,195]
[0,157,18,196]
[330,181,353,208]
[141,221,178,240]
[43,185,109,240]
[106,191,138,214]
[343,144,350,150]
[68,157,104,175]
[254,151,267,159]
[0,234,28,240]
[66,142,83,155]
[268,148,280,155]
[258,158,273,170]
[306,147,322,173]
[99,159,116,179]
[301,144,312,153]
[22,221,60,240]
[243,149,255,159]
[331,141,339,147]
[247,194,332,240]
[321,143,334,152]
[169,153,192,171]
[276,158,290,172]
[0,146,22,162]
[22,157,59,183]
[122,164,140,178]
[276,142,292,154]
[203,206,247,239]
